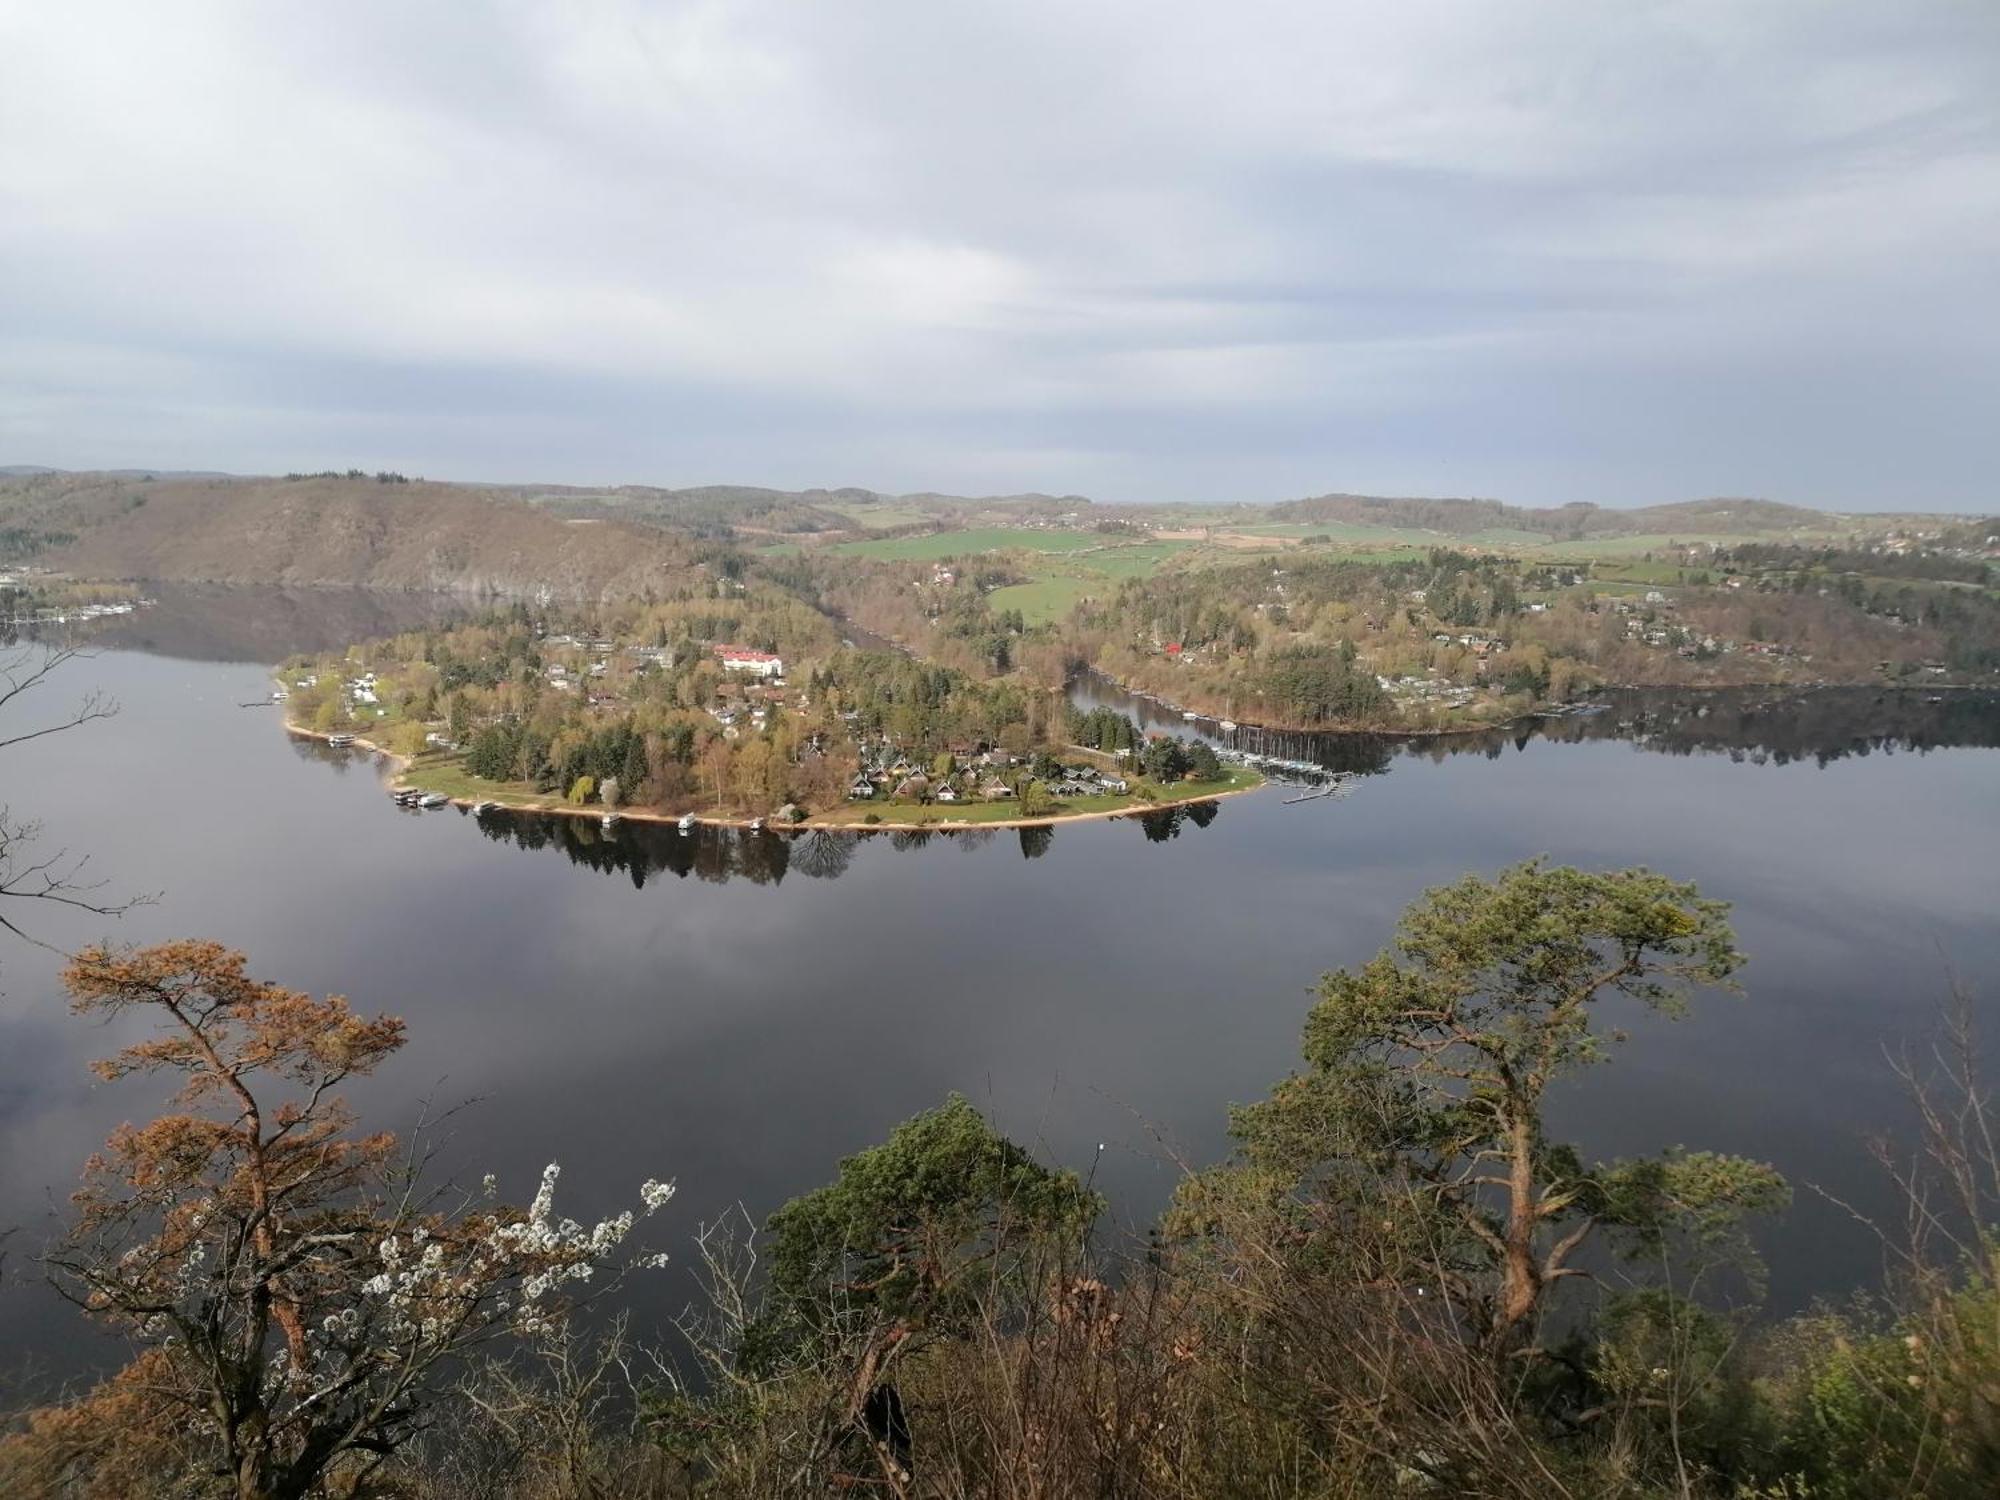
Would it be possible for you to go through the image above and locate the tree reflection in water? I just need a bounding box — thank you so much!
[1075,674,2000,776]
[406,686,2000,888]
[456,795,1227,886]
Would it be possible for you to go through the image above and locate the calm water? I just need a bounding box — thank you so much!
[3,593,1997,1374]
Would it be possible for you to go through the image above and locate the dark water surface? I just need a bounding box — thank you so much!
[3,594,1996,1373]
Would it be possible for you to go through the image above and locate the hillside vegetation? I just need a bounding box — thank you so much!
[12,468,1995,726]
[1270,491,1853,541]
[5,473,709,598]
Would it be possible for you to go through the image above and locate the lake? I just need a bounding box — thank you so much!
[3,589,1997,1374]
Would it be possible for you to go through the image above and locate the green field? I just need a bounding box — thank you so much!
[830,527,1194,623]
[984,540,1196,623]
[1227,520,1436,543]
[1586,557,1707,584]
[1075,541,1192,577]
[824,501,933,530]
[831,527,1107,561]
[1463,527,1566,548]
[1524,531,1845,561]
[988,574,1099,623]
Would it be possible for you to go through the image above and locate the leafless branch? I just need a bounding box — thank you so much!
[0,643,148,956]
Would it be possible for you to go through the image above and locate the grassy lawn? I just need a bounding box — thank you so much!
[988,574,1099,624]
[984,540,1196,624]
[398,753,572,810]
[1077,541,1192,577]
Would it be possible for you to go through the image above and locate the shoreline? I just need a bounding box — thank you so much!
[283,718,1268,833]
[1089,670,1985,741]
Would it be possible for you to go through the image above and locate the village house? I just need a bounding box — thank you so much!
[714,645,784,679]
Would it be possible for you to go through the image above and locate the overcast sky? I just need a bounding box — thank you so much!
[3,2,1996,509]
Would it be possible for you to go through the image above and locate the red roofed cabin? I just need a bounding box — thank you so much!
[714,645,785,679]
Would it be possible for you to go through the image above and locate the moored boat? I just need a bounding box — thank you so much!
[677,813,696,834]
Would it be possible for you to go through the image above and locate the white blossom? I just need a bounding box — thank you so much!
[529,1162,560,1225]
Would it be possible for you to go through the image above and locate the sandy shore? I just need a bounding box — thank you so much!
[285,719,1267,833]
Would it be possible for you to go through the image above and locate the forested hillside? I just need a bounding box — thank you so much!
[5,472,712,598]
[1270,491,1851,540]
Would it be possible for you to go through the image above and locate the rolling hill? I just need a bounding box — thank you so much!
[1267,492,1854,540]
[5,472,708,598]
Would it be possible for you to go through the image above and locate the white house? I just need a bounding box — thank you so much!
[714,645,784,679]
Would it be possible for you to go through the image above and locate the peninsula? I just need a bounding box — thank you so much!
[277,603,1260,830]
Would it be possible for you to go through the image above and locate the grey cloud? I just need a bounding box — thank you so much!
[2,0,1995,507]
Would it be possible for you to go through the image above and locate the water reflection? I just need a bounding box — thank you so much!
[17,582,466,662]
[1074,674,2000,777]
[4,634,1998,1378]
[289,677,2000,889]
[446,801,1235,886]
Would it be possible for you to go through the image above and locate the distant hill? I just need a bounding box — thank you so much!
[519,482,1094,536]
[1268,492,1857,540]
[6,472,708,598]
[11,469,1978,595]
[0,465,240,480]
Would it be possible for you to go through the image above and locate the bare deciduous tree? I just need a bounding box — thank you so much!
[0,641,139,949]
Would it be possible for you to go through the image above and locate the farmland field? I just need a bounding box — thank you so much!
[1525,530,1849,560]
[824,501,933,530]
[831,527,1107,561]
[988,541,1196,622]
[1224,520,1432,543]
[987,574,1098,623]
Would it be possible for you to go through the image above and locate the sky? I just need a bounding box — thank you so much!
[2,2,1996,510]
